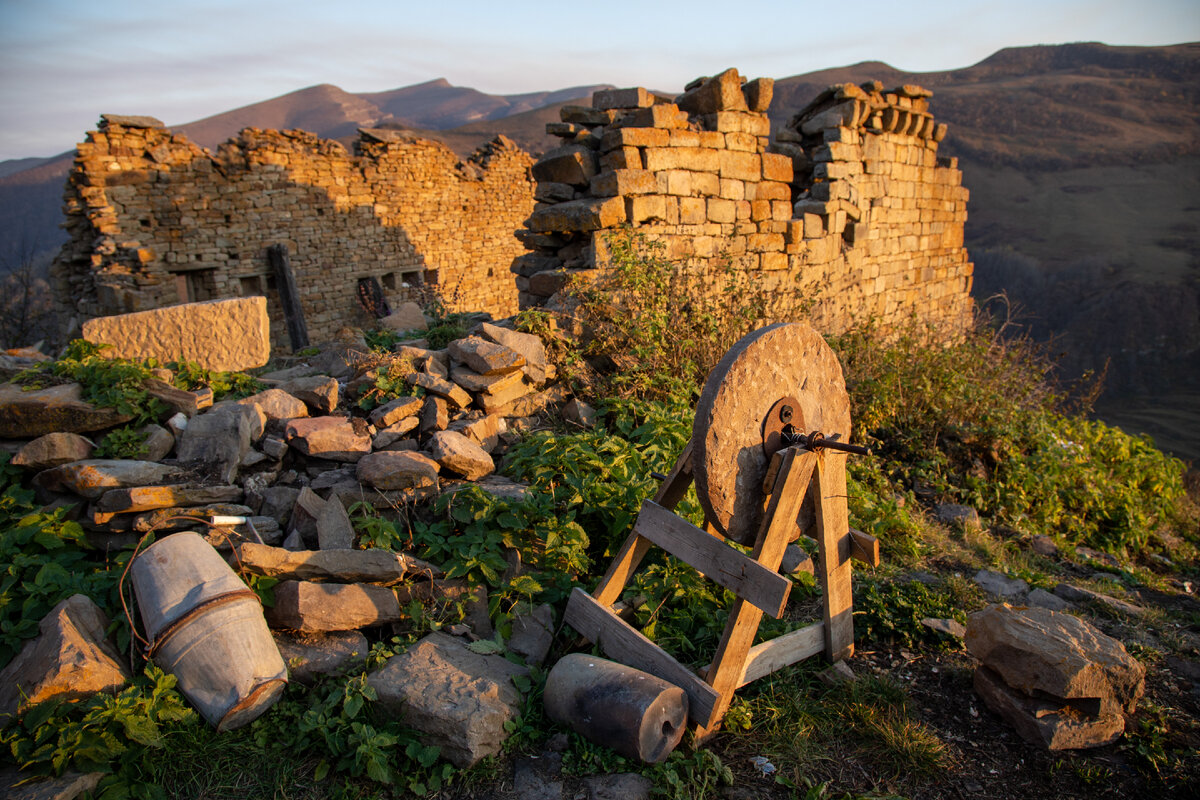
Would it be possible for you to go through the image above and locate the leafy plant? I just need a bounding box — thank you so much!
[16,340,166,425]
[354,355,422,411]
[853,578,975,649]
[167,359,262,401]
[647,748,734,800]
[93,425,149,459]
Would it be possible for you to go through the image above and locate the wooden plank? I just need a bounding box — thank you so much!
[268,243,309,350]
[812,453,855,662]
[695,448,818,736]
[849,527,881,567]
[739,622,825,688]
[653,439,695,511]
[144,379,213,417]
[635,500,791,618]
[564,587,720,725]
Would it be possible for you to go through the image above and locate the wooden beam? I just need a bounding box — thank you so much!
[694,448,817,735]
[144,379,213,417]
[268,243,309,351]
[635,501,791,618]
[564,587,720,726]
[812,453,855,662]
[653,439,695,511]
[700,622,825,689]
[849,527,880,567]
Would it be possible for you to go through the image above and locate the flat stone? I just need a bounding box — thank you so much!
[526,197,626,233]
[584,773,653,800]
[0,595,129,718]
[81,297,269,372]
[12,432,95,470]
[450,365,524,394]
[1027,588,1073,611]
[442,475,531,503]
[407,373,471,409]
[316,494,355,550]
[479,379,533,414]
[966,604,1145,716]
[676,68,749,114]
[1054,582,1145,617]
[428,431,494,480]
[138,424,174,461]
[96,483,241,513]
[419,395,449,434]
[0,382,133,438]
[367,395,422,428]
[371,416,419,449]
[921,617,967,638]
[100,113,164,128]
[448,336,525,376]
[367,631,528,767]
[286,486,325,549]
[455,413,505,452]
[238,388,309,423]
[742,77,774,112]
[210,399,265,441]
[973,569,1028,599]
[936,503,982,530]
[236,542,410,583]
[530,145,598,186]
[379,302,428,332]
[0,770,105,800]
[266,580,403,632]
[974,665,1125,750]
[34,459,182,500]
[285,416,371,462]
[255,486,300,527]
[508,604,555,666]
[479,322,548,383]
[281,376,339,415]
[356,450,440,491]
[273,630,369,685]
[129,502,251,532]
[176,406,253,483]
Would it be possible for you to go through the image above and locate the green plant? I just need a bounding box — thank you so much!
[647,748,734,800]
[853,578,974,649]
[93,425,149,459]
[167,359,262,400]
[363,328,401,352]
[16,340,166,425]
[354,355,422,411]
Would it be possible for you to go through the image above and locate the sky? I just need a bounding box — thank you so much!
[1,0,1197,162]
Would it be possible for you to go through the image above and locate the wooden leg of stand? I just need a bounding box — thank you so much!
[693,448,817,740]
[812,452,855,662]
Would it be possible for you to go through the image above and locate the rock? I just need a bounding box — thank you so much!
[257,486,301,527]
[456,413,505,452]
[96,484,241,513]
[478,378,533,414]
[367,395,422,428]
[920,617,966,638]
[0,595,129,718]
[138,424,174,461]
[584,773,653,800]
[315,494,354,550]
[480,323,548,383]
[419,395,449,434]
[513,757,563,800]
[1031,535,1059,556]
[282,376,339,415]
[203,516,281,550]
[450,365,524,394]
[356,450,440,491]
[129,502,251,532]
[493,384,570,418]
[530,145,598,186]
[562,398,596,428]
[372,416,419,449]
[973,665,1125,750]
[0,770,105,800]
[177,406,253,483]
[407,373,471,409]
[285,416,371,462]
[273,630,369,685]
[1053,582,1145,617]
[526,197,626,234]
[12,432,95,469]
[508,604,555,666]
[266,580,403,632]
[817,660,856,686]
[34,459,182,500]
[367,631,529,767]
[238,388,309,423]
[286,487,325,548]
[0,382,133,438]
[81,297,269,372]
[1027,588,1072,611]
[935,503,981,530]
[780,544,814,575]
[379,302,429,332]
[966,604,1145,717]
[235,542,411,583]
[675,68,748,114]
[1075,546,1121,569]
[742,77,774,112]
[973,569,1028,599]
[443,475,531,503]
[427,431,494,480]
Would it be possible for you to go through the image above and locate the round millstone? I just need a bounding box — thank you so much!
[693,322,851,545]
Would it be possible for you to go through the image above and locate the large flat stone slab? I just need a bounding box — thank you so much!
[265,580,402,632]
[34,459,183,499]
[81,297,270,372]
[234,542,411,584]
[0,383,133,439]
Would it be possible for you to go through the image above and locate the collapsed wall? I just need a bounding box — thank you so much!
[518,69,973,333]
[51,117,535,346]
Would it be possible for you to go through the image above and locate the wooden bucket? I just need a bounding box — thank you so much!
[131,532,287,730]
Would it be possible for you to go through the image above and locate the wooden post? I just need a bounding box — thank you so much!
[812,452,855,662]
[267,244,309,351]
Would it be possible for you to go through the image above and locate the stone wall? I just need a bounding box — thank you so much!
[518,69,973,334]
[51,118,535,347]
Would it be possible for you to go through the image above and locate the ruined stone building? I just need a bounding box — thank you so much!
[51,69,973,349]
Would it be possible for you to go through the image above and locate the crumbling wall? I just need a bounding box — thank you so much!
[518,69,973,333]
[51,117,535,346]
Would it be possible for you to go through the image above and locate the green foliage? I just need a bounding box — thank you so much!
[647,748,734,800]
[167,359,262,401]
[853,578,975,649]
[363,327,401,352]
[354,356,422,411]
[17,340,166,425]
[424,314,471,350]
[1,665,195,785]
[93,425,149,459]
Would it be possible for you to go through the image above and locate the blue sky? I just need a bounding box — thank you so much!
[1,0,1197,161]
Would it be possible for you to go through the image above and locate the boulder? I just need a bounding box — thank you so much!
[11,432,95,470]
[235,542,411,584]
[479,323,548,384]
[96,484,241,513]
[973,665,1125,750]
[238,388,309,423]
[0,382,133,438]
[0,595,129,719]
[281,376,339,415]
[285,417,371,462]
[137,424,174,462]
[81,297,269,372]
[427,431,494,480]
[367,395,422,429]
[316,494,355,550]
[33,460,182,499]
[356,450,440,491]
[272,630,369,685]
[176,406,253,483]
[265,581,403,632]
[367,631,529,767]
[379,302,429,332]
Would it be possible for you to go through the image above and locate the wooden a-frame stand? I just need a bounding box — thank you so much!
[563,439,880,741]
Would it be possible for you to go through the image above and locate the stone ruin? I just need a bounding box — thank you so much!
[50,68,974,351]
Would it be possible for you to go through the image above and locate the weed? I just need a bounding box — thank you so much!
[16,340,167,426]
[93,425,149,459]
[647,748,734,799]
[353,354,423,411]
[853,578,975,650]
[167,359,262,400]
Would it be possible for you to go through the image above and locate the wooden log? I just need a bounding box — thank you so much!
[849,527,880,567]
[564,587,720,726]
[268,244,309,351]
[634,501,790,618]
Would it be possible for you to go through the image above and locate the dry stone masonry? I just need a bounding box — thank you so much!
[519,69,972,333]
[52,117,535,346]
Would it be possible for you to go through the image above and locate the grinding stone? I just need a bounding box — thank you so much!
[692,322,851,545]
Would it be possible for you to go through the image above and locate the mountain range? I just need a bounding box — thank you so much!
[1,42,1197,457]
